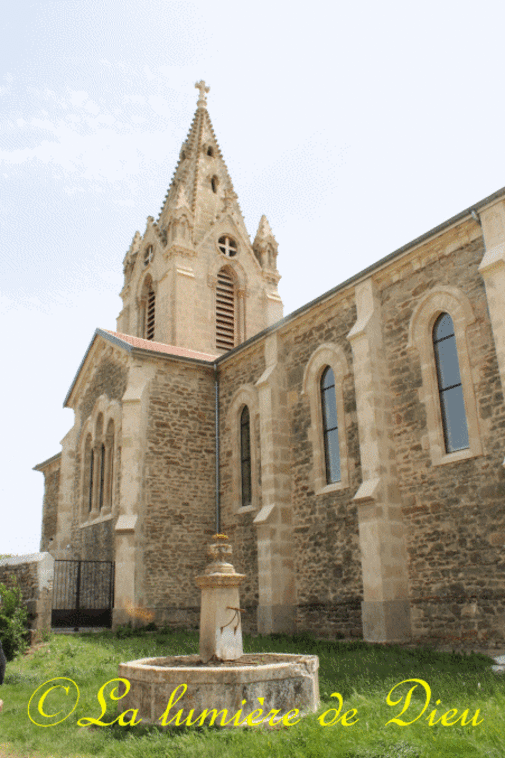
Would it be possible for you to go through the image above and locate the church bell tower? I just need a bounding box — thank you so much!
[116,81,283,355]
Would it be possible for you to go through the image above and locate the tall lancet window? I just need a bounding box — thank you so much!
[98,443,105,510]
[104,419,115,511]
[240,406,252,507]
[216,267,235,350]
[84,435,93,513]
[433,313,469,453]
[320,366,341,484]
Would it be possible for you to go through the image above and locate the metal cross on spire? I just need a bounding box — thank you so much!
[195,80,210,107]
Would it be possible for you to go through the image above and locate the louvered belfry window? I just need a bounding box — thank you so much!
[216,268,235,350]
[146,286,156,341]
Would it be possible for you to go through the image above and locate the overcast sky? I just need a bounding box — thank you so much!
[2,0,505,555]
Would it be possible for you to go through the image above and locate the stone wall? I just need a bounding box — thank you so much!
[217,295,364,637]
[141,359,216,626]
[380,225,505,645]
[213,219,505,642]
[281,295,363,637]
[37,455,61,552]
[218,340,265,633]
[79,358,128,424]
[0,553,54,634]
[79,520,115,562]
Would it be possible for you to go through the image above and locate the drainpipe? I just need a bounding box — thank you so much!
[214,364,220,534]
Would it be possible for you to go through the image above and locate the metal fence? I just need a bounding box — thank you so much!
[52,560,115,628]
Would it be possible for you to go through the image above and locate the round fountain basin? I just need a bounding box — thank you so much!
[118,653,319,728]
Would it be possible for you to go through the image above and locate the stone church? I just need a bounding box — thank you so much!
[36,81,505,645]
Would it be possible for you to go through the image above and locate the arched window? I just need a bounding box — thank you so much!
[98,443,105,509]
[84,435,93,513]
[302,344,350,493]
[320,366,341,483]
[91,414,104,513]
[240,406,252,507]
[227,385,259,512]
[216,267,235,350]
[89,449,94,511]
[80,399,121,522]
[407,286,482,466]
[433,313,469,453]
[104,419,115,511]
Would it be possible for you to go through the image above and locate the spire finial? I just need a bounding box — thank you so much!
[195,80,210,108]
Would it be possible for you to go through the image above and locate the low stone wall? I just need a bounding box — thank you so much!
[0,553,54,633]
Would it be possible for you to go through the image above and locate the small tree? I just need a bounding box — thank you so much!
[0,579,30,661]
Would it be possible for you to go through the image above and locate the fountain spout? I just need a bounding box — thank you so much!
[195,535,245,663]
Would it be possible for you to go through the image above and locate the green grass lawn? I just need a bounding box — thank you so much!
[0,628,504,758]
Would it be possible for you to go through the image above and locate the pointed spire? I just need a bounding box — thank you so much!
[157,82,249,245]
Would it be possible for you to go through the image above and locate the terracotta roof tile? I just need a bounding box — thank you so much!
[103,330,218,363]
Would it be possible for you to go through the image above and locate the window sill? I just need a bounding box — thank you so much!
[79,512,114,528]
[432,447,482,467]
[236,504,257,514]
[316,481,347,495]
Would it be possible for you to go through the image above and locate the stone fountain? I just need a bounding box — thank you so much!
[118,535,319,728]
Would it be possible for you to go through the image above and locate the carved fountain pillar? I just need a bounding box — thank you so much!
[195,535,245,663]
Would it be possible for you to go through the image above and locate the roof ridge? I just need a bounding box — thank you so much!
[103,329,218,360]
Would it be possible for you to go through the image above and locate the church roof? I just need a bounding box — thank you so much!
[102,330,218,362]
[63,328,217,408]
[33,452,62,472]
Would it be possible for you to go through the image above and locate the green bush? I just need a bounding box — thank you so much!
[0,579,30,661]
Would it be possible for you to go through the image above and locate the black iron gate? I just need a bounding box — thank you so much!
[52,560,115,628]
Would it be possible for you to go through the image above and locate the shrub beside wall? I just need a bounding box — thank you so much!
[0,553,54,636]
[0,581,30,660]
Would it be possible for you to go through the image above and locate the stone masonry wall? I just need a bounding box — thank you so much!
[141,359,216,628]
[79,520,115,562]
[217,296,364,637]
[79,359,128,423]
[281,295,363,637]
[380,227,505,646]
[39,461,60,552]
[218,341,265,634]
